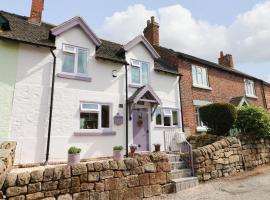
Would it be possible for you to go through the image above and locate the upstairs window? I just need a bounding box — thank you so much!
[192,65,209,88]
[155,108,179,127]
[80,103,111,130]
[131,60,150,85]
[244,79,256,97]
[62,44,88,75]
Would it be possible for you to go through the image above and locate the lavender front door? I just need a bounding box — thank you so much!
[132,108,149,151]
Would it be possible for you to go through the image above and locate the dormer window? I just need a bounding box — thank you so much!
[131,59,150,85]
[244,79,256,98]
[62,44,88,75]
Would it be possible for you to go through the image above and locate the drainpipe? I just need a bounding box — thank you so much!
[178,75,184,132]
[44,49,56,164]
[125,64,129,157]
[261,81,267,109]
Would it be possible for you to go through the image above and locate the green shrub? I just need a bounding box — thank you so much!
[235,106,270,138]
[68,146,81,154]
[200,103,237,136]
[113,145,124,151]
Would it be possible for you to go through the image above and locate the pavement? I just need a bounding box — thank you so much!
[152,165,270,200]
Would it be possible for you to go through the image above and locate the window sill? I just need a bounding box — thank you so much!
[57,73,92,82]
[129,83,145,88]
[246,95,258,99]
[192,84,212,91]
[74,129,116,136]
[196,126,208,132]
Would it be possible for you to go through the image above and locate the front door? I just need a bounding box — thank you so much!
[132,108,149,151]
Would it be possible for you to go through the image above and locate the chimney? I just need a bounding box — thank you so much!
[218,51,234,68]
[143,16,160,46]
[28,0,44,25]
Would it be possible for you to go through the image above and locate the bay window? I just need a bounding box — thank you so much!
[62,44,88,75]
[80,103,111,130]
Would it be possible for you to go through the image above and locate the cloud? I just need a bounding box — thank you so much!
[98,2,270,66]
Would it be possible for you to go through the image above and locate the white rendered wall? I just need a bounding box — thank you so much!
[10,26,182,164]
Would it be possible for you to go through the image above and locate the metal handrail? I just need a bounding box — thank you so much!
[180,140,195,176]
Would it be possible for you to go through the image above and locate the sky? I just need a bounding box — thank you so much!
[1,0,270,82]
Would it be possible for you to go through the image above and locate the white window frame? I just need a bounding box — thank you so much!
[195,106,207,132]
[62,44,89,76]
[192,65,210,89]
[80,102,112,130]
[244,79,257,98]
[130,59,150,86]
[155,107,180,128]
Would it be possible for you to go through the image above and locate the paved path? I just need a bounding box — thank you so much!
[153,165,270,200]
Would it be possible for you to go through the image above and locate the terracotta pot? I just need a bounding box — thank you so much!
[129,146,137,157]
[113,150,124,161]
[68,153,80,166]
[154,144,161,152]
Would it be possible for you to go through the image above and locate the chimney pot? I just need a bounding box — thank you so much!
[28,0,44,25]
[220,51,224,57]
[151,16,155,23]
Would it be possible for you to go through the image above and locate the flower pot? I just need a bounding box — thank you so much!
[68,153,80,166]
[154,144,161,152]
[113,150,124,161]
[129,146,137,157]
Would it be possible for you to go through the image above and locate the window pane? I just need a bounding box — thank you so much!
[78,49,87,74]
[172,110,178,126]
[163,109,172,116]
[62,53,75,73]
[63,45,76,53]
[131,66,140,84]
[164,116,171,126]
[155,109,162,125]
[80,113,98,129]
[141,62,149,84]
[101,105,110,128]
[81,103,98,110]
[197,67,203,85]
[195,107,203,127]
[202,68,208,86]
[192,66,197,85]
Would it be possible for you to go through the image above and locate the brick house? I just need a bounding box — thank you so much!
[143,17,270,134]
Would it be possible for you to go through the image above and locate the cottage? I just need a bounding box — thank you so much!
[0,1,182,164]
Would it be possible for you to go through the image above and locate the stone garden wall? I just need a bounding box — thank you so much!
[187,134,223,149]
[1,152,173,200]
[191,136,270,181]
[0,141,16,198]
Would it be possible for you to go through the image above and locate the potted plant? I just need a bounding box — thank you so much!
[68,146,81,165]
[129,144,138,157]
[153,143,161,152]
[113,145,124,161]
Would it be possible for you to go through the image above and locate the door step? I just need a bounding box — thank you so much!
[172,177,199,192]
[170,169,192,179]
[171,161,186,170]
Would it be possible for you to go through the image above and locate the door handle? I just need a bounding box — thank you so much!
[138,144,141,148]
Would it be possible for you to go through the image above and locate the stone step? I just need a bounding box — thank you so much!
[171,161,186,170]
[167,154,181,162]
[170,169,192,179]
[172,177,199,192]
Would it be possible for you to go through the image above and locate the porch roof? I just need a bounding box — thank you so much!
[128,85,162,105]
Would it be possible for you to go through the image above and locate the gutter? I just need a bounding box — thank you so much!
[178,74,185,132]
[44,49,56,164]
[261,81,267,109]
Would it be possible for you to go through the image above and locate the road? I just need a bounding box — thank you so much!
[153,165,270,200]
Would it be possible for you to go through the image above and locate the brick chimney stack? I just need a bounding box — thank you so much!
[218,51,234,68]
[28,0,44,25]
[143,16,160,46]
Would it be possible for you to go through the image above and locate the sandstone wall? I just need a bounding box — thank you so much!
[0,141,16,194]
[191,136,270,181]
[1,152,173,200]
[187,134,223,149]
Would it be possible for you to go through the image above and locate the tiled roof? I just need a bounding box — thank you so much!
[229,96,250,106]
[154,58,179,75]
[0,11,55,48]
[155,45,270,84]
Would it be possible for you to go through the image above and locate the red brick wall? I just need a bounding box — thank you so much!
[155,46,267,134]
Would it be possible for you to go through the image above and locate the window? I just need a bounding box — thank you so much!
[131,60,150,85]
[62,44,88,75]
[155,108,179,127]
[192,65,209,88]
[244,79,256,97]
[80,103,111,130]
[195,106,207,132]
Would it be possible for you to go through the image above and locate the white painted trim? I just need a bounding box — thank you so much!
[124,35,160,59]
